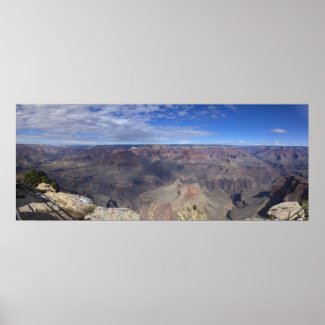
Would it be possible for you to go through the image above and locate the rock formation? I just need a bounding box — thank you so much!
[257,175,308,219]
[17,188,141,221]
[45,191,96,218]
[270,176,308,202]
[36,182,56,193]
[267,201,305,220]
[85,207,140,221]
[135,179,232,220]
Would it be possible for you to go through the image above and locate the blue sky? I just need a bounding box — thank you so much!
[16,104,308,146]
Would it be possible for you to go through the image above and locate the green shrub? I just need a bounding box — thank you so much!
[21,167,58,190]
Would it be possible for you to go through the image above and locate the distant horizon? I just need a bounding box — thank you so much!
[16,104,308,146]
[16,142,308,148]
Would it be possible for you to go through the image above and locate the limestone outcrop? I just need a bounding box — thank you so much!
[43,191,140,220]
[36,182,56,193]
[17,188,141,220]
[85,207,141,221]
[267,201,305,220]
[45,191,96,218]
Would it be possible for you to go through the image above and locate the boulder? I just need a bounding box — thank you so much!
[36,182,56,193]
[267,201,305,220]
[85,207,141,221]
[45,191,95,217]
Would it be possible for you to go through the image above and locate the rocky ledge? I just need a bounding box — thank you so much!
[267,201,305,221]
[46,191,140,220]
[18,183,140,221]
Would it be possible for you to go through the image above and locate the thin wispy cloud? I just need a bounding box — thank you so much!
[225,104,239,112]
[271,128,287,134]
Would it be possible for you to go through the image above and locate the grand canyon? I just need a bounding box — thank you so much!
[16,144,308,220]
[16,104,308,220]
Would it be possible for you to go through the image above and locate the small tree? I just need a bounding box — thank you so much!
[21,167,58,190]
[22,168,42,187]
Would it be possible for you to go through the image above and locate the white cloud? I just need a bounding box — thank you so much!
[271,128,287,134]
[178,111,187,117]
[16,104,218,144]
[225,105,239,112]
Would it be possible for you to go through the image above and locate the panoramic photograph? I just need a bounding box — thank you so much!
[16,104,308,221]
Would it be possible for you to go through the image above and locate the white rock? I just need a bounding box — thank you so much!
[36,183,56,193]
[267,201,305,220]
[79,196,93,204]
[85,207,141,221]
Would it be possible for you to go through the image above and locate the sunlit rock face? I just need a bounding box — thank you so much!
[16,188,141,221]
[85,207,141,221]
[36,182,56,193]
[267,202,305,220]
